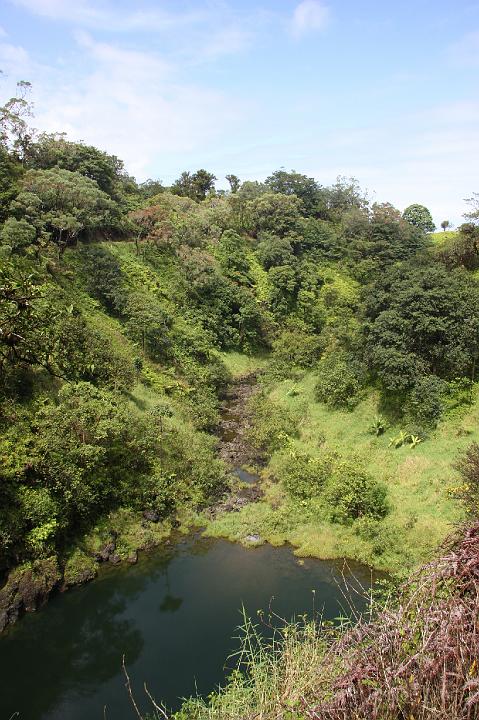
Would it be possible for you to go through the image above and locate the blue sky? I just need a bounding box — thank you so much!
[0,0,478,225]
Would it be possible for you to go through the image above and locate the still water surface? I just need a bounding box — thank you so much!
[0,535,377,719]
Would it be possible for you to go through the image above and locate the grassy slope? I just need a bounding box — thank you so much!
[430,230,459,245]
[63,241,471,575]
[204,370,474,574]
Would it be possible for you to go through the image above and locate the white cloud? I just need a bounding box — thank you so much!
[9,0,210,33]
[292,0,330,38]
[26,34,243,179]
[448,30,479,67]
[197,27,252,61]
[9,0,254,63]
[0,40,32,78]
[9,0,223,33]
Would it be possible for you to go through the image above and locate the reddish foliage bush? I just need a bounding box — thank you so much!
[306,523,479,719]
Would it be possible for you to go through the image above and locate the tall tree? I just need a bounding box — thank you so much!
[0,79,34,161]
[10,168,116,254]
[402,204,435,232]
[226,174,241,193]
[171,169,216,202]
[265,169,323,216]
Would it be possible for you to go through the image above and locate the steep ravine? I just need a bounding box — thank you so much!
[0,375,263,634]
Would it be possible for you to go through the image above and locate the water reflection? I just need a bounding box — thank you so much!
[0,536,381,719]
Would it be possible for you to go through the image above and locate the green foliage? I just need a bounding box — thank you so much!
[215,229,252,285]
[324,460,389,524]
[11,168,117,253]
[369,415,386,436]
[79,245,127,314]
[0,146,23,222]
[0,91,476,613]
[402,203,435,232]
[314,351,365,410]
[454,442,479,516]
[26,134,128,199]
[246,192,302,237]
[271,322,322,372]
[405,375,445,428]
[364,264,479,392]
[171,169,217,202]
[256,233,294,269]
[124,291,172,361]
[265,169,324,216]
[246,392,300,456]
[276,451,335,499]
[343,203,426,272]
[437,223,479,270]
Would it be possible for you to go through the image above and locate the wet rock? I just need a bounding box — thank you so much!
[143,509,160,523]
[0,557,61,632]
[95,540,116,562]
[245,534,262,544]
[109,554,121,565]
[127,550,138,564]
[217,375,261,467]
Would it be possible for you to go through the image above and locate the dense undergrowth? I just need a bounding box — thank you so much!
[1,81,479,639]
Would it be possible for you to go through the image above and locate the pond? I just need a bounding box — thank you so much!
[0,534,378,719]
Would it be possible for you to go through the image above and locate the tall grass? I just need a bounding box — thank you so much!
[130,523,479,719]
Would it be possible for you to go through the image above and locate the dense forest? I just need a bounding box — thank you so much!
[2,77,479,715]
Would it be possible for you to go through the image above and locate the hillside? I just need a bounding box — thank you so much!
[1,117,479,630]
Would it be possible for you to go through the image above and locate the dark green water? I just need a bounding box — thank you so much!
[0,535,377,719]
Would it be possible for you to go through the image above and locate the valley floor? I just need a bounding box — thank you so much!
[203,357,472,575]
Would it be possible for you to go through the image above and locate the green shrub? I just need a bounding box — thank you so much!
[276,451,335,500]
[246,392,300,457]
[405,375,445,428]
[271,323,322,372]
[324,460,389,524]
[314,351,364,410]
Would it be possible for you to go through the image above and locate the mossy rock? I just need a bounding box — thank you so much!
[0,556,61,632]
[63,549,98,588]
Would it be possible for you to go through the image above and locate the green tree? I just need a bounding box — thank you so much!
[256,233,294,269]
[11,168,116,253]
[226,174,241,193]
[0,146,23,222]
[246,192,302,237]
[124,292,172,361]
[364,264,479,392]
[26,134,127,199]
[0,79,34,160]
[314,350,365,409]
[279,451,334,499]
[402,204,435,232]
[171,169,216,202]
[265,169,324,216]
[441,220,450,232]
[464,193,479,224]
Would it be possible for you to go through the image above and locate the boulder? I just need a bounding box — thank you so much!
[143,509,160,523]
[0,557,61,632]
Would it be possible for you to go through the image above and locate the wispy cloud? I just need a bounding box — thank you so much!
[13,32,244,179]
[9,0,205,33]
[9,0,256,64]
[291,0,330,38]
[448,30,479,67]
